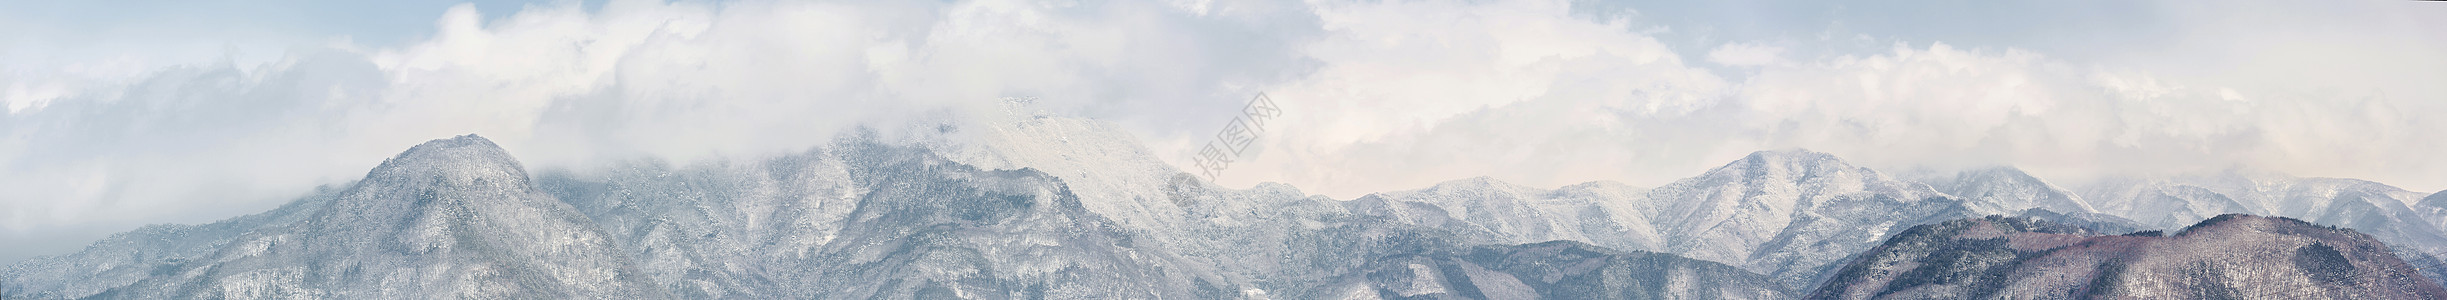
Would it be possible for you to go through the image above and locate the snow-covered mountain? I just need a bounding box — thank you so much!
[0,186,341,299]
[0,121,1809,299]
[1811,214,2447,299]
[2074,172,2447,285]
[1645,150,1984,289]
[537,129,1269,298]
[10,115,2447,299]
[922,112,1203,236]
[799,139,1236,298]
[17,135,668,299]
[2081,173,2442,234]
[1346,177,1662,252]
[533,143,865,298]
[905,117,1798,297]
[2423,190,2447,235]
[1921,167,2098,215]
[1330,154,2176,292]
[2081,178,2255,231]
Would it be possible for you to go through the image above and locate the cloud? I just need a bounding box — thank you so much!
[3,0,2444,264]
[1707,42,1783,66]
[1204,0,2447,198]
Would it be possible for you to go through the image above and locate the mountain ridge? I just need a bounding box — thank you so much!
[13,118,2447,298]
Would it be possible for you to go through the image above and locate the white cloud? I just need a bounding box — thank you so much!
[1209,1,2447,198]
[1197,0,1729,195]
[1706,42,1783,66]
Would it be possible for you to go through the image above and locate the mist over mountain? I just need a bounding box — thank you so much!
[10,117,2447,299]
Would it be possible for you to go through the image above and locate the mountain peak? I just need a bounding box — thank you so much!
[59,133,665,299]
[366,134,528,187]
[408,133,499,150]
[1650,148,1970,288]
[1689,148,1878,186]
[1730,148,1848,170]
[1423,176,1526,192]
[1934,166,2100,214]
[388,134,513,163]
[1957,165,2037,179]
[1737,148,1837,163]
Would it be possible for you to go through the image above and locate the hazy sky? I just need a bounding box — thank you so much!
[3,0,2443,263]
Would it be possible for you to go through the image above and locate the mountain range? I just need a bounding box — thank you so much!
[8,116,2447,299]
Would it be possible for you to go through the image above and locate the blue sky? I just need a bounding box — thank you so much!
[2,0,2443,264]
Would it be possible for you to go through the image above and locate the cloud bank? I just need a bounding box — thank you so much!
[3,0,2443,263]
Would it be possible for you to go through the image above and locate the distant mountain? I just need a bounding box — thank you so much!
[13,116,2447,299]
[1646,150,1983,289]
[1334,151,2171,291]
[1922,167,2098,215]
[515,123,1721,298]
[1347,177,1662,252]
[2423,190,2447,236]
[812,140,1241,298]
[1810,214,2447,299]
[2083,173,2443,235]
[2078,177,2255,230]
[1315,240,1793,299]
[2079,173,2447,286]
[915,119,1777,297]
[34,135,667,299]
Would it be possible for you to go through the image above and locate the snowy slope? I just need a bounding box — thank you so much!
[0,187,338,299]
[533,147,864,298]
[794,140,1236,299]
[921,112,1198,236]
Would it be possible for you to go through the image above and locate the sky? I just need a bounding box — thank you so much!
[2,0,2444,264]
